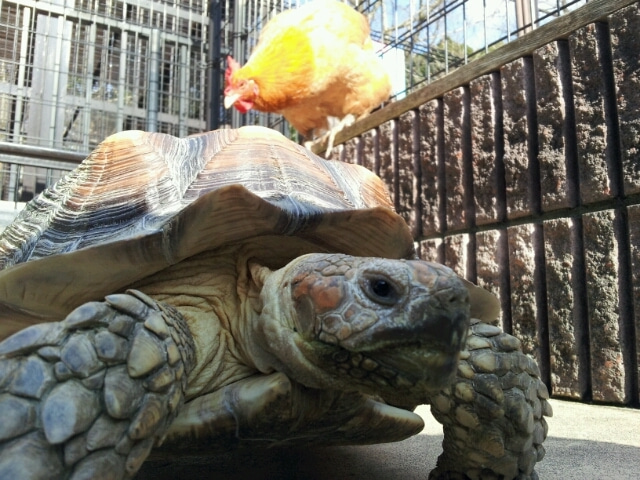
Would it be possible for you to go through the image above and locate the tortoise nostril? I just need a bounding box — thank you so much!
[435,287,469,310]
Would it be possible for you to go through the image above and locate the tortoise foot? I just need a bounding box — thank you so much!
[428,319,552,480]
[0,290,195,480]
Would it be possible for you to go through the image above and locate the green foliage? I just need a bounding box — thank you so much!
[406,35,473,89]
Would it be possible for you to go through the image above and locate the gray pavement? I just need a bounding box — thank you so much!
[137,399,640,479]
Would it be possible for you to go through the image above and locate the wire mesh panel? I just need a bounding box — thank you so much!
[363,0,589,92]
[0,0,209,200]
[0,0,208,153]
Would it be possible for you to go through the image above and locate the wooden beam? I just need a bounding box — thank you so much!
[311,0,638,155]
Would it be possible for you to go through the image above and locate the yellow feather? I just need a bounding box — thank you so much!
[231,0,391,136]
[240,27,316,110]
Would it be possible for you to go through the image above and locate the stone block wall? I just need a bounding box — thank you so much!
[332,3,640,406]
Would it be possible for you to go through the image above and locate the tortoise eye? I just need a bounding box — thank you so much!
[362,275,399,306]
[371,278,392,297]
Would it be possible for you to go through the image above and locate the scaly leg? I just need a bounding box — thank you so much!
[427,318,552,480]
[323,114,357,158]
[156,371,425,453]
[0,290,195,480]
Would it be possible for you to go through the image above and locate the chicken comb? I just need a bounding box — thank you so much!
[225,56,241,83]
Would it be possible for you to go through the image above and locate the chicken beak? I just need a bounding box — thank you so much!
[224,93,241,109]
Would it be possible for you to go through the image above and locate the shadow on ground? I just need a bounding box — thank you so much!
[137,400,640,480]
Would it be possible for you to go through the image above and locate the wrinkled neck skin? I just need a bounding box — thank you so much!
[245,256,357,392]
[131,240,347,400]
[129,247,259,401]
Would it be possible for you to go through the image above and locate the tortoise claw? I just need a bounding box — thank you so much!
[0,291,195,480]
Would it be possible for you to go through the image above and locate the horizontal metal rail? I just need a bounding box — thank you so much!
[0,143,85,206]
[0,142,87,170]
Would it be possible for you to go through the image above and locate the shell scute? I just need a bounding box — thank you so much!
[0,126,411,339]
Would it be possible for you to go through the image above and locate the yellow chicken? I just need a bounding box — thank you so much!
[224,0,391,152]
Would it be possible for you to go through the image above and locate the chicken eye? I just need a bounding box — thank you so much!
[361,274,399,306]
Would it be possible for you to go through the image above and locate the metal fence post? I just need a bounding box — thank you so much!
[147,29,160,132]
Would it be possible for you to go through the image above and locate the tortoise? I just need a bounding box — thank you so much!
[0,126,551,479]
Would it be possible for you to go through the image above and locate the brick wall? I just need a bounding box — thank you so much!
[332,3,640,406]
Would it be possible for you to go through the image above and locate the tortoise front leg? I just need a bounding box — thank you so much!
[160,371,425,452]
[0,290,195,480]
[428,319,552,480]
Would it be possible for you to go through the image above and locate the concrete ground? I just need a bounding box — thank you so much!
[137,399,640,479]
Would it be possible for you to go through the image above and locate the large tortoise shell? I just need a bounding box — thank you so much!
[0,127,415,337]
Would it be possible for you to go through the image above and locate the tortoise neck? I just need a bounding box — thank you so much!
[250,256,347,391]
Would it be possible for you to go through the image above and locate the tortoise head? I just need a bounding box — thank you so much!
[250,253,470,407]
